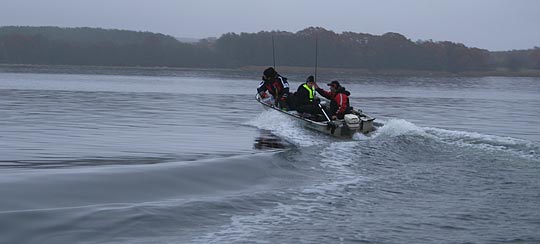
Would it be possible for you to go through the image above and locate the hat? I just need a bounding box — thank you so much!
[263,67,277,77]
[327,80,340,87]
[306,75,315,83]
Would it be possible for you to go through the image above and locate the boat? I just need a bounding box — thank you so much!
[256,94,376,138]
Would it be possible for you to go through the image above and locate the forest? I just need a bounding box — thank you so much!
[1,26,539,73]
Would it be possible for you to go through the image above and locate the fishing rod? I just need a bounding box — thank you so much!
[313,33,333,124]
[257,35,277,103]
[271,35,279,107]
[314,33,318,83]
[272,35,276,68]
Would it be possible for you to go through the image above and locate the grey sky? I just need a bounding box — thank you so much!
[1,0,539,51]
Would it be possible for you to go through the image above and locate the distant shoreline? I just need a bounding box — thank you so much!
[3,26,539,75]
[1,64,540,77]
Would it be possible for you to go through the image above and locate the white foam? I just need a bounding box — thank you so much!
[352,132,370,140]
[360,118,539,159]
[371,119,427,138]
[244,110,325,147]
[319,141,359,169]
[299,141,371,197]
[425,127,539,159]
[195,201,310,243]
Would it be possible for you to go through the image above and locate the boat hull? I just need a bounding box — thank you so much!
[256,95,376,138]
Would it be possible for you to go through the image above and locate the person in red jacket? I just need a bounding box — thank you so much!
[315,80,351,120]
[257,67,291,110]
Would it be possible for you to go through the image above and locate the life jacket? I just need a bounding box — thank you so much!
[302,84,315,102]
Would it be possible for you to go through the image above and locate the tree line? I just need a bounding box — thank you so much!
[1,26,539,72]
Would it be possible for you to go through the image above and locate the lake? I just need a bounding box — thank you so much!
[1,67,539,244]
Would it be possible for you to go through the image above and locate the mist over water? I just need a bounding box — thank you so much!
[1,68,539,244]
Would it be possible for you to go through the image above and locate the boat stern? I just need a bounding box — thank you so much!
[359,116,376,133]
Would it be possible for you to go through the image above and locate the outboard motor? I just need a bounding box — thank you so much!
[344,114,360,130]
[350,109,376,134]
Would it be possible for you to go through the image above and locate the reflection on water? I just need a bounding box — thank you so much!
[254,130,291,150]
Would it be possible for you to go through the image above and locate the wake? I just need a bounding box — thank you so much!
[370,119,539,160]
[246,110,539,160]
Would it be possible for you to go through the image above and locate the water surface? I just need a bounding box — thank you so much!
[1,68,539,244]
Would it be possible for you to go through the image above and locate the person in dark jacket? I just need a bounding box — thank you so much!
[295,75,321,116]
[315,80,351,120]
[257,67,290,110]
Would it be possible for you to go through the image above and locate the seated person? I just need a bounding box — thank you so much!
[315,80,352,120]
[295,75,322,117]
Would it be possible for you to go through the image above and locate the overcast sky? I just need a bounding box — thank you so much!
[1,0,539,51]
